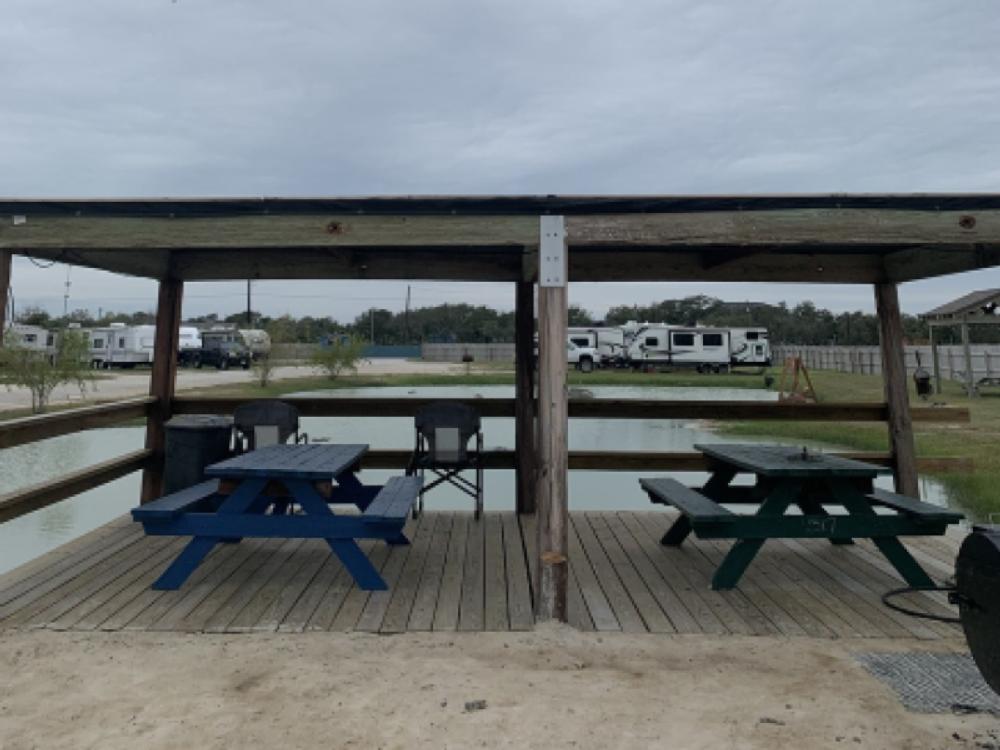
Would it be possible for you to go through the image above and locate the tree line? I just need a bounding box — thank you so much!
[14,296,998,346]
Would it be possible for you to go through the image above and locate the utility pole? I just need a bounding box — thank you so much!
[370,307,375,344]
[63,266,72,317]
[405,285,411,343]
[246,280,252,326]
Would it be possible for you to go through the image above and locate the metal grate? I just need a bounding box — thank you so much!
[856,652,1000,714]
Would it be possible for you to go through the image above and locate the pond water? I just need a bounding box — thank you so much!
[0,385,955,574]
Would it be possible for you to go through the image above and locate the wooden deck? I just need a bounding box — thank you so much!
[0,511,964,638]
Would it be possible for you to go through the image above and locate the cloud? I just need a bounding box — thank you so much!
[3,0,1000,320]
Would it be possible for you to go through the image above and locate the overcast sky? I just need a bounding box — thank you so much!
[3,0,1000,323]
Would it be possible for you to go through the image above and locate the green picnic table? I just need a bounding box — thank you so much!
[640,443,964,590]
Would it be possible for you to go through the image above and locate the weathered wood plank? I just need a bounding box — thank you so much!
[311,540,382,631]
[380,513,437,633]
[34,536,175,629]
[68,538,190,631]
[171,396,969,423]
[226,541,319,632]
[588,514,674,633]
[572,514,645,633]
[277,554,348,632]
[0,516,131,600]
[876,282,919,497]
[139,541,263,632]
[515,279,536,514]
[618,513,726,635]
[501,513,534,630]
[483,513,509,631]
[458,516,485,631]
[0,525,145,620]
[432,514,468,631]
[566,512,620,631]
[356,534,417,633]
[639,513,773,636]
[0,450,151,525]
[535,241,570,623]
[603,513,701,633]
[0,397,156,450]
[408,513,454,631]
[141,277,182,502]
[204,539,303,633]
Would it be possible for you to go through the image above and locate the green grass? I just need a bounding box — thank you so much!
[719,368,1000,520]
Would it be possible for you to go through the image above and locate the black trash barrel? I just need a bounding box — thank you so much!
[913,367,932,397]
[163,415,234,494]
[955,525,1000,695]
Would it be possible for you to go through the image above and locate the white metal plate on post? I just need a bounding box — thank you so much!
[539,215,566,287]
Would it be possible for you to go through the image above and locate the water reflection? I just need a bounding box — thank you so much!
[0,386,957,574]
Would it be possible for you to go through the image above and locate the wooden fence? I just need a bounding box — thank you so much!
[773,344,1000,382]
[0,395,971,527]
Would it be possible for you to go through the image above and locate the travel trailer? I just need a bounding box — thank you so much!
[5,323,56,357]
[626,325,731,372]
[567,327,628,366]
[729,327,771,366]
[89,323,155,368]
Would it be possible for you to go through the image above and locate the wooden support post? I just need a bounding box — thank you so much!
[515,279,537,514]
[875,282,919,498]
[140,277,183,503]
[535,216,568,622]
[961,320,975,397]
[0,251,11,343]
[930,325,942,394]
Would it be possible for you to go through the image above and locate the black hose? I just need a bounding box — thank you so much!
[881,585,962,624]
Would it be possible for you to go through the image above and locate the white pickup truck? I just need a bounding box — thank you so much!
[567,340,598,373]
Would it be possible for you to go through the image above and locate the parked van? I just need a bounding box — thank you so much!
[198,329,251,369]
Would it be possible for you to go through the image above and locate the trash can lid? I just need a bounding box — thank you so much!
[165,415,233,429]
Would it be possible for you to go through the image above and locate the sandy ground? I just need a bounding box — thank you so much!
[0,359,468,413]
[0,628,996,750]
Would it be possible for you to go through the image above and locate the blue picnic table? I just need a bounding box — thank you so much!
[132,443,422,591]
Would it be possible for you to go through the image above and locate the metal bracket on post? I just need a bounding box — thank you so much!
[539,216,566,288]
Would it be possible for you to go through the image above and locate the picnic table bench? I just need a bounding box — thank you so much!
[133,444,422,591]
[640,443,963,590]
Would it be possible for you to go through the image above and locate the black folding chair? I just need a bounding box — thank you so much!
[407,401,483,518]
[233,399,308,453]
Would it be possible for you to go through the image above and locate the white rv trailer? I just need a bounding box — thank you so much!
[729,327,771,365]
[5,323,56,356]
[89,323,155,368]
[567,327,627,366]
[625,325,732,372]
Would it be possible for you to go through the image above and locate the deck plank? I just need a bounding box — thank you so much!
[502,513,533,630]
[572,514,645,633]
[0,525,145,619]
[617,512,725,635]
[566,512,620,631]
[0,511,974,639]
[457,515,485,631]
[408,513,453,631]
[483,513,509,631]
[432,514,468,631]
[634,513,766,636]
[380,513,437,633]
[205,539,304,633]
[227,540,318,633]
[604,513,700,633]
[587,513,674,633]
